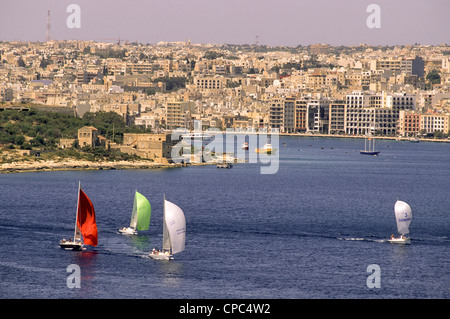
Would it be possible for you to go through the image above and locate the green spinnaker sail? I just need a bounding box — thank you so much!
[131,191,151,231]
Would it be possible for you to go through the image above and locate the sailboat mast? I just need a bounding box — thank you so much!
[73,181,81,241]
[163,193,169,253]
[163,193,166,232]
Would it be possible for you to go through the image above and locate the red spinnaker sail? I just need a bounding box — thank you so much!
[77,189,98,246]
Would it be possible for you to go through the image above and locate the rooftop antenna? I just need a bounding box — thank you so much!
[46,10,51,42]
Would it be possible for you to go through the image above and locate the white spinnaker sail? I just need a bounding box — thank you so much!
[162,199,186,254]
[394,200,412,235]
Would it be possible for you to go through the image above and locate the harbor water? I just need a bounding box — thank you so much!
[0,136,449,299]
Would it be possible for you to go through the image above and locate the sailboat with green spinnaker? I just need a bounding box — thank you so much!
[119,190,151,235]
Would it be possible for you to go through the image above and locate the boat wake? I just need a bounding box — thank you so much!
[337,237,387,243]
[337,236,449,246]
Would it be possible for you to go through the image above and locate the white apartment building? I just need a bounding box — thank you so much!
[345,92,372,134]
[134,112,160,130]
[385,93,416,111]
[345,91,415,135]
[420,114,450,134]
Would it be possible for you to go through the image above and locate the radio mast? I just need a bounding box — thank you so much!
[46,10,51,42]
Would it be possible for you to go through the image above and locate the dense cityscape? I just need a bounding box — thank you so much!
[1,40,450,166]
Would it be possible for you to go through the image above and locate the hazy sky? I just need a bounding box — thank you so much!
[1,0,448,46]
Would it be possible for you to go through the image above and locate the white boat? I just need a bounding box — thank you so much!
[119,190,151,235]
[388,236,411,244]
[181,132,213,141]
[149,195,186,260]
[241,142,249,150]
[255,143,276,154]
[388,200,412,244]
[60,182,98,250]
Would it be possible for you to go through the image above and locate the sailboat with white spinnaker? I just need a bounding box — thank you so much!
[149,195,186,260]
[388,200,412,244]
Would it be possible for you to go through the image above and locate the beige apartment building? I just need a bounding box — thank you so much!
[329,100,346,134]
[194,76,227,91]
[127,61,153,74]
[269,96,334,134]
[398,110,421,136]
[165,99,195,130]
[268,97,284,131]
[370,56,424,77]
[396,111,450,136]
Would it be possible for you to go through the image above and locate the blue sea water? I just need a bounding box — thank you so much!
[0,136,449,299]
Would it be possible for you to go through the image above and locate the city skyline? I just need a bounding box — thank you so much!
[1,0,449,46]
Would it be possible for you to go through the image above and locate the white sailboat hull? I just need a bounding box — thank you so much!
[119,227,137,235]
[388,237,411,244]
[149,251,173,260]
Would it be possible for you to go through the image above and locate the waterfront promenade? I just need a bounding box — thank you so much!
[229,130,450,143]
[282,132,450,143]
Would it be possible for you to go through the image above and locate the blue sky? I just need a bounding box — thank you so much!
[1,0,448,46]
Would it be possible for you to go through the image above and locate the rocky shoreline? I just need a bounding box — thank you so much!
[0,159,187,174]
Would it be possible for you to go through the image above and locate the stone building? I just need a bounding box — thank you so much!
[78,126,99,147]
[120,133,176,163]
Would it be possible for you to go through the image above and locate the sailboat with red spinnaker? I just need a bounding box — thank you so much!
[60,182,98,250]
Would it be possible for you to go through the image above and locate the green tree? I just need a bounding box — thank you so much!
[152,76,187,91]
[30,135,45,147]
[14,135,25,146]
[40,58,51,69]
[426,69,441,84]
[204,51,224,60]
[17,57,26,67]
